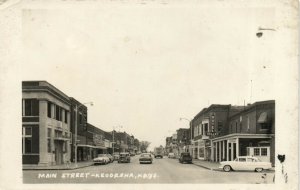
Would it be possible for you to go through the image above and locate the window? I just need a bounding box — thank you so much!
[64,111,68,124]
[254,148,260,156]
[23,99,39,116]
[230,124,233,133]
[261,148,268,156]
[217,121,222,132]
[47,128,51,153]
[260,123,270,130]
[47,102,52,118]
[79,113,83,124]
[22,127,32,154]
[56,106,61,121]
[247,116,250,132]
[235,122,238,133]
[239,123,242,133]
[239,158,246,162]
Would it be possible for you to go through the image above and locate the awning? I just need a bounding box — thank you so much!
[257,112,268,123]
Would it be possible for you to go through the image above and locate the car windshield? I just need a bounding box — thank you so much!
[141,154,151,157]
[98,154,106,157]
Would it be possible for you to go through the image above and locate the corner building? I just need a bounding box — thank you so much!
[22,81,71,166]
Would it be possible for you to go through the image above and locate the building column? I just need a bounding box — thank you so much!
[222,140,225,161]
[218,141,221,162]
[211,141,214,161]
[226,140,229,161]
[38,100,49,166]
[236,138,239,157]
[231,143,234,161]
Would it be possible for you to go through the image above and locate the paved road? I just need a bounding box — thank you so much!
[23,156,274,184]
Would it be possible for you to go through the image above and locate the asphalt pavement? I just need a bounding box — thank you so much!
[23,156,275,184]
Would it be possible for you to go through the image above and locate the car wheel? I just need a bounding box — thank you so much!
[223,165,231,172]
[255,168,263,172]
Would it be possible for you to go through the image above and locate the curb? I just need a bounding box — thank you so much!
[192,163,219,171]
[22,164,94,171]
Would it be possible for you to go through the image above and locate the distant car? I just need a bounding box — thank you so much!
[118,152,131,163]
[219,156,272,172]
[139,153,153,164]
[168,153,176,158]
[113,153,120,161]
[130,152,136,156]
[105,154,114,162]
[93,154,110,165]
[179,152,192,164]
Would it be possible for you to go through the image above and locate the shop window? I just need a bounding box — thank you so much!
[23,99,39,116]
[261,148,268,156]
[22,127,32,154]
[199,148,204,158]
[254,148,260,156]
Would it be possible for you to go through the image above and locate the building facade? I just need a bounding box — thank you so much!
[22,81,71,166]
[190,105,244,160]
[211,100,275,165]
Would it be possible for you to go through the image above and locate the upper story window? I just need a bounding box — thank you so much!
[22,99,39,116]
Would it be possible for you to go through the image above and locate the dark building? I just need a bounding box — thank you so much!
[190,104,244,160]
[69,98,88,162]
[176,128,190,154]
[212,100,275,166]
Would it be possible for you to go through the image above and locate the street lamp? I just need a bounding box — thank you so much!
[256,27,276,38]
[112,125,123,154]
[74,102,93,167]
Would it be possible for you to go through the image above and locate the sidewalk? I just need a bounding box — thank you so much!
[192,159,220,171]
[23,161,94,170]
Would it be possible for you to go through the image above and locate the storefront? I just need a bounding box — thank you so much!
[211,134,274,165]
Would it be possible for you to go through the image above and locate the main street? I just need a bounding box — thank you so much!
[23,156,274,184]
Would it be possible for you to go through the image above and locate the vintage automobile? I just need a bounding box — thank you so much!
[179,152,192,164]
[118,152,131,163]
[219,156,272,172]
[113,152,120,161]
[168,152,176,159]
[139,153,153,164]
[93,154,110,165]
[105,154,114,162]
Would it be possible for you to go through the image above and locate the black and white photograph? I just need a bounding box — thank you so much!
[0,0,298,189]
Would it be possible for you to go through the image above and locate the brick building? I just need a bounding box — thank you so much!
[211,100,275,165]
[190,105,244,160]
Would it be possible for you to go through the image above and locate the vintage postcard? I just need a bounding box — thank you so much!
[0,0,298,189]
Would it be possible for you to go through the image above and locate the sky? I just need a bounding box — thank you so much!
[22,4,278,150]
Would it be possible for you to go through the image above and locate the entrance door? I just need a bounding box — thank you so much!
[55,141,63,165]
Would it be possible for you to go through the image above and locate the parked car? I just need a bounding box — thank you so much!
[113,152,120,161]
[179,152,192,164]
[118,152,131,163]
[168,153,176,159]
[219,156,272,172]
[105,154,114,162]
[93,154,110,165]
[139,153,153,164]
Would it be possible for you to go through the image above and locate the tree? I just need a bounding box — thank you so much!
[140,141,151,152]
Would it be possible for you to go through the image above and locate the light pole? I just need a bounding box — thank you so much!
[74,102,93,167]
[112,125,123,154]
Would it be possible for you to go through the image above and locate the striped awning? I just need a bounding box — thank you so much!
[258,112,268,123]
